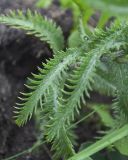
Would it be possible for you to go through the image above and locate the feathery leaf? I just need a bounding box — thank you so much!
[0,10,64,53]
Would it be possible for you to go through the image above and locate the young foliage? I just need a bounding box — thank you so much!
[1,5,128,160]
[36,0,53,8]
[74,0,128,16]
[13,18,128,159]
[0,10,64,53]
[74,0,128,27]
[15,48,81,126]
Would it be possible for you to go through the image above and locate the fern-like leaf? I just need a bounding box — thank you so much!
[45,20,128,159]
[0,10,64,53]
[93,74,117,96]
[37,81,77,159]
[14,49,82,126]
[46,51,101,158]
[7,15,128,159]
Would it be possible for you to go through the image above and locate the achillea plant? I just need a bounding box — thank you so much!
[1,1,128,159]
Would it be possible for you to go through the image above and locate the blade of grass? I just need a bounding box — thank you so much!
[69,124,128,160]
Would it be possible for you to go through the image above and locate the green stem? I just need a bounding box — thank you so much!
[3,112,95,160]
[69,124,128,160]
[69,111,95,129]
[3,140,46,160]
[2,149,29,160]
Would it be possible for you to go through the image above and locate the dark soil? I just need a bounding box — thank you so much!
[0,0,73,159]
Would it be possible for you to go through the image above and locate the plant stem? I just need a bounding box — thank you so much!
[3,111,95,160]
[69,111,95,129]
[2,149,29,160]
[3,140,46,160]
[69,124,128,160]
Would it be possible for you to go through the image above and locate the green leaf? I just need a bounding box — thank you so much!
[74,0,128,28]
[36,0,53,8]
[85,158,93,160]
[93,104,115,127]
[115,136,128,156]
[75,0,128,16]
[93,74,116,96]
[68,30,82,48]
[0,10,64,53]
[14,48,81,126]
[46,49,102,159]
[69,124,128,160]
